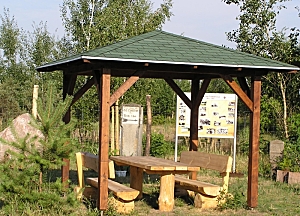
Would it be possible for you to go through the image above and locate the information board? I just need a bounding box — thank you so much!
[176,93,238,138]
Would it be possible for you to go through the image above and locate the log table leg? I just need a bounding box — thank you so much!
[158,172,175,212]
[130,166,143,200]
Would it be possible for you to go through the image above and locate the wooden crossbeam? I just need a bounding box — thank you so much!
[110,71,142,106]
[164,78,192,109]
[71,77,95,106]
[222,75,253,112]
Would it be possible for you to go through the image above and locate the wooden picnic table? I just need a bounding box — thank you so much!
[110,156,200,212]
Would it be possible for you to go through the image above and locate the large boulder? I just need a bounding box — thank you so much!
[0,113,43,161]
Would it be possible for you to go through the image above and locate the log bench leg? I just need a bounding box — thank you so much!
[109,196,135,214]
[130,166,143,200]
[194,193,218,209]
[158,172,175,212]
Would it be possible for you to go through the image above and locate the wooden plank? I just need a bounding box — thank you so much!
[86,178,139,201]
[145,170,194,175]
[222,76,254,112]
[164,78,192,109]
[79,152,115,178]
[110,72,142,106]
[110,156,200,171]
[175,176,221,196]
[81,152,98,172]
[247,76,261,208]
[76,152,85,188]
[95,69,111,210]
[180,151,232,173]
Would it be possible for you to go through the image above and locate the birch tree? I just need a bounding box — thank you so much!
[60,0,173,52]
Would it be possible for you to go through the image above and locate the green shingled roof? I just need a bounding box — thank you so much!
[37,30,299,71]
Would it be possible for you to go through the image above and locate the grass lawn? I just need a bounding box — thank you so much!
[1,151,299,215]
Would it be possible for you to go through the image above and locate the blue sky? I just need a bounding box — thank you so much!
[0,0,299,48]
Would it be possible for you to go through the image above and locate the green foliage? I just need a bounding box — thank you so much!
[276,114,300,172]
[143,132,173,158]
[0,82,78,213]
[277,141,300,172]
[260,95,283,134]
[223,0,300,139]
[32,83,77,171]
[0,177,80,215]
[259,154,271,178]
[217,186,246,211]
[61,0,173,52]
[237,126,249,154]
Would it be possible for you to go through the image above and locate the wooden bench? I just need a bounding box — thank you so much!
[175,151,233,209]
[75,152,139,214]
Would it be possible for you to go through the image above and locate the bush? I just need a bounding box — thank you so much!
[143,132,173,158]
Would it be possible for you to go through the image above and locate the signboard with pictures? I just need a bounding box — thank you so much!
[176,93,238,138]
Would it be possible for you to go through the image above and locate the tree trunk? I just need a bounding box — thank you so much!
[278,73,289,138]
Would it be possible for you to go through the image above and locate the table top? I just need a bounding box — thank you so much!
[110,156,200,172]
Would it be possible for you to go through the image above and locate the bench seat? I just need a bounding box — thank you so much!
[175,151,233,209]
[175,175,221,196]
[86,178,139,201]
[75,152,139,214]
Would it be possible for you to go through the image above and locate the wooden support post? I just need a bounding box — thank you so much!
[145,95,152,156]
[247,76,261,208]
[111,106,115,152]
[94,69,111,210]
[115,100,120,155]
[62,73,77,187]
[190,79,200,151]
[32,85,39,119]
[158,173,175,212]
[130,166,143,200]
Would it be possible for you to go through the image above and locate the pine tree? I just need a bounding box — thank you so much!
[0,82,77,193]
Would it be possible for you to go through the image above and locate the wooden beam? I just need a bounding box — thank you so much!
[109,71,142,106]
[247,76,261,208]
[190,79,200,151]
[63,73,77,122]
[222,75,253,112]
[194,79,211,108]
[94,69,111,210]
[164,78,192,109]
[237,77,250,97]
[62,73,77,186]
[70,77,95,106]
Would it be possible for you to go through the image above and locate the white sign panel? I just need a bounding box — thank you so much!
[121,106,140,125]
[176,93,238,138]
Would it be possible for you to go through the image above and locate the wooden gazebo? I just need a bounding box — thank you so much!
[36,30,299,210]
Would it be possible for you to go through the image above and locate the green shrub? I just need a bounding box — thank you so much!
[143,132,173,158]
[217,182,247,211]
[277,141,300,172]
